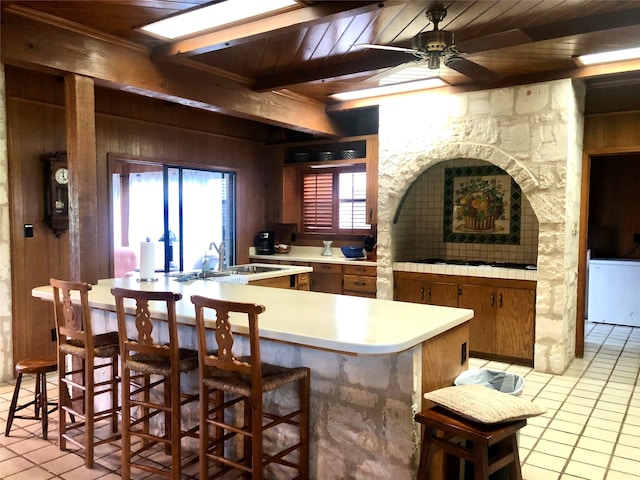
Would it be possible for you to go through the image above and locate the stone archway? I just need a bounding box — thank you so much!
[376,79,585,373]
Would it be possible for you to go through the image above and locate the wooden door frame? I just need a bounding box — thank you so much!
[576,145,640,358]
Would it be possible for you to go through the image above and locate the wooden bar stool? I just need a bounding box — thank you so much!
[191,295,310,480]
[4,358,58,439]
[50,278,121,469]
[415,405,526,480]
[111,287,199,480]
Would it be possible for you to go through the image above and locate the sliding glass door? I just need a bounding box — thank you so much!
[111,159,236,276]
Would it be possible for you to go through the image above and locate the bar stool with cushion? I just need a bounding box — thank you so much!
[50,278,121,469]
[191,295,310,480]
[111,287,199,480]
[4,357,58,439]
[416,384,546,480]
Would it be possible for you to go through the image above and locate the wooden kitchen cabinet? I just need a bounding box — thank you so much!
[496,287,535,360]
[343,264,377,298]
[394,272,459,307]
[458,284,497,355]
[460,284,535,362]
[394,271,536,365]
[309,262,343,294]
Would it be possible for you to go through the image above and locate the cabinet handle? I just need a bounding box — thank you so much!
[490,293,495,306]
[420,287,425,301]
[427,288,432,302]
[369,208,373,222]
[356,267,366,272]
[498,293,503,308]
[321,265,331,270]
[354,281,366,286]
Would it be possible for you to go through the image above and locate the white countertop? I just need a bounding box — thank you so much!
[393,261,538,281]
[32,275,472,356]
[249,246,377,266]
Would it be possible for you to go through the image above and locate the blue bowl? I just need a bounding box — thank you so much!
[341,246,364,258]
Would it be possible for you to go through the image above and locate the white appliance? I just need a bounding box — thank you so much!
[587,259,640,327]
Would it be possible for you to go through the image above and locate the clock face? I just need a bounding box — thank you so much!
[54,167,68,185]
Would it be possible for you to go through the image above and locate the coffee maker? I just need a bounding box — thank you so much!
[254,230,275,254]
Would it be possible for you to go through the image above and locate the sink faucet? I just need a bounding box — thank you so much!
[211,241,225,270]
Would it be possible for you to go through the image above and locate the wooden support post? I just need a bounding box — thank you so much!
[65,73,98,284]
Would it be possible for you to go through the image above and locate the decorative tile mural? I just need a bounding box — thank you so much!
[444,165,521,244]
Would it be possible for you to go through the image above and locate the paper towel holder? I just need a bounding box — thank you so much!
[138,237,159,282]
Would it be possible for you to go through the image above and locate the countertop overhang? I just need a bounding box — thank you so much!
[33,276,472,356]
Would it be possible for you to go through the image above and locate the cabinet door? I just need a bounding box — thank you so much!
[310,262,343,294]
[394,276,427,303]
[459,284,496,355]
[496,287,535,360]
[282,165,301,224]
[426,282,459,307]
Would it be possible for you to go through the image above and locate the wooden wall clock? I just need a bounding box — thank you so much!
[43,151,69,237]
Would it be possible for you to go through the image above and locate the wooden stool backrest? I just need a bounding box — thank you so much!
[50,278,94,351]
[190,295,266,386]
[110,287,183,368]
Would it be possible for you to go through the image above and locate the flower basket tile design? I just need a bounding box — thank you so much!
[444,166,521,244]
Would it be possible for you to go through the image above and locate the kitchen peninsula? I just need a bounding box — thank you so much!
[33,275,472,478]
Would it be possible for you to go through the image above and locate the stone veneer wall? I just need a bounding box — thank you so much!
[94,308,423,479]
[376,79,585,374]
[0,64,12,381]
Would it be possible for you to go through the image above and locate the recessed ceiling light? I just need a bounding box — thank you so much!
[577,47,640,66]
[330,78,448,101]
[140,0,299,40]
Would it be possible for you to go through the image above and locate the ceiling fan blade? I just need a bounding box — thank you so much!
[353,43,419,55]
[444,56,502,83]
[455,8,640,55]
[367,61,427,83]
[455,29,533,54]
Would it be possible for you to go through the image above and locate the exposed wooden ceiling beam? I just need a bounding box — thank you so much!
[326,58,640,112]
[154,1,385,58]
[0,9,342,137]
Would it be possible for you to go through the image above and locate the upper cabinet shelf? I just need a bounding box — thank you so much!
[285,139,367,164]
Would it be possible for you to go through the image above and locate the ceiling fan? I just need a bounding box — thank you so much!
[358,3,500,83]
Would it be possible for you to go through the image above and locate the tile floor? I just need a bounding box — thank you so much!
[0,321,638,479]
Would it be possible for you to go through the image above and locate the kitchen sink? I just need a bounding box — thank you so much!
[223,265,285,275]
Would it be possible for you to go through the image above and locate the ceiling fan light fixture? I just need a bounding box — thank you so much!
[412,30,454,69]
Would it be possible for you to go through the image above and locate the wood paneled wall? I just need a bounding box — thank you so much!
[588,154,640,259]
[7,66,272,364]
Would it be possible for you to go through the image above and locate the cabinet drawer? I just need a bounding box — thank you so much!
[343,264,376,276]
[312,262,342,274]
[343,274,376,293]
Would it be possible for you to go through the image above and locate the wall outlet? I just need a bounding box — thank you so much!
[634,233,640,243]
[461,342,467,365]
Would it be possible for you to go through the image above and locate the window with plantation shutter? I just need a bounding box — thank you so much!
[302,164,371,233]
[303,172,333,231]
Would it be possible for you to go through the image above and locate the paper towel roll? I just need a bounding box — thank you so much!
[139,240,156,280]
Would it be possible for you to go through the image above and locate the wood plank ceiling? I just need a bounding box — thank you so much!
[2,0,640,133]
